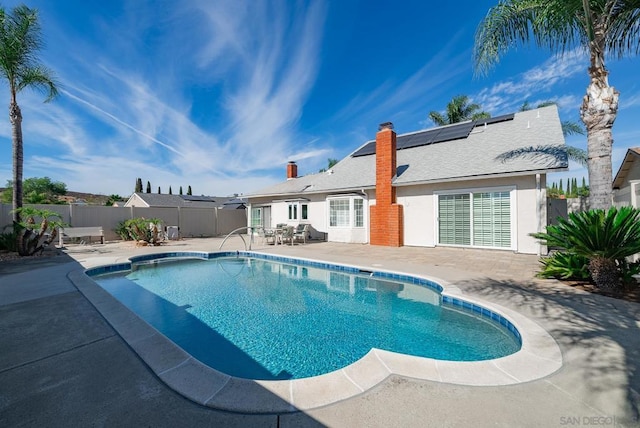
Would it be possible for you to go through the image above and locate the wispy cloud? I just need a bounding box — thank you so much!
[0,0,328,195]
[475,49,585,114]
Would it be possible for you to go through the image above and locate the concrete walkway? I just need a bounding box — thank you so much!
[1,238,639,427]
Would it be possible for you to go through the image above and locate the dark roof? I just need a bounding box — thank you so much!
[181,195,218,203]
[222,198,247,210]
[128,193,242,208]
[352,114,515,158]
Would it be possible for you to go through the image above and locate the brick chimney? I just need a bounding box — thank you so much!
[286,161,298,179]
[370,122,404,246]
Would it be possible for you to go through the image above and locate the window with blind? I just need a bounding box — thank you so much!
[438,194,470,245]
[329,199,350,227]
[354,199,364,227]
[328,196,365,228]
[438,190,511,248]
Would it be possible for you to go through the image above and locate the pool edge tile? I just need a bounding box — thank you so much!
[159,358,231,406]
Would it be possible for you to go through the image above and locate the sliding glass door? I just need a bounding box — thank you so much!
[438,190,512,249]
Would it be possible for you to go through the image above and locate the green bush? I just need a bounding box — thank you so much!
[0,225,18,252]
[532,206,640,291]
[537,252,590,280]
[116,218,163,245]
[12,207,66,256]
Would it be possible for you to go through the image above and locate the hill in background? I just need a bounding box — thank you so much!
[0,189,124,206]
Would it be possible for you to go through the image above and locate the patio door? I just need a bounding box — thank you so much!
[251,206,271,228]
[437,190,512,249]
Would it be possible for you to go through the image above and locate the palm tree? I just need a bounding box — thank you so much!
[0,5,58,222]
[428,95,491,126]
[474,1,640,209]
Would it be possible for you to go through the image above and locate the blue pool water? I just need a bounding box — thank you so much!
[93,255,521,380]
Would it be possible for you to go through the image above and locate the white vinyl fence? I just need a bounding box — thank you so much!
[0,203,246,241]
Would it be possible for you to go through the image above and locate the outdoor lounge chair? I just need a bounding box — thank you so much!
[293,224,309,244]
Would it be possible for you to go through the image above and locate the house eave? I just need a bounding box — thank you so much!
[613,148,640,189]
[393,167,567,187]
[246,185,376,200]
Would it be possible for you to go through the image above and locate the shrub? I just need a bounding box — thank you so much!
[12,207,66,256]
[0,225,18,252]
[116,218,164,245]
[531,206,640,291]
[537,252,590,280]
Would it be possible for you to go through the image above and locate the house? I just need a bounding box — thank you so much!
[245,105,567,254]
[124,193,243,209]
[613,147,640,208]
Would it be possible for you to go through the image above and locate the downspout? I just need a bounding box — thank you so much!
[536,173,542,256]
[360,189,369,244]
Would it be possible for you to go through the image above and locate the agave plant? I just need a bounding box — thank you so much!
[531,206,640,291]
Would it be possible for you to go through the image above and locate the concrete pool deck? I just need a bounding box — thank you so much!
[1,238,639,427]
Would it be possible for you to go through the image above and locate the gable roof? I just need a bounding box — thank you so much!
[247,105,567,198]
[612,148,640,189]
[125,193,238,208]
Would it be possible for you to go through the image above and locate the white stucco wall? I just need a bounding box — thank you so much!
[247,194,328,240]
[614,159,640,208]
[396,175,544,254]
[248,176,545,254]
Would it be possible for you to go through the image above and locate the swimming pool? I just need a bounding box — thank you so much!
[91,252,521,380]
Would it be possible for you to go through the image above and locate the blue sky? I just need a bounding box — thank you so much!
[0,0,639,197]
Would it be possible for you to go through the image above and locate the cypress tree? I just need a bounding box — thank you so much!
[169,186,173,195]
[187,185,192,196]
[179,186,183,195]
[146,181,151,193]
[568,178,573,197]
[158,187,161,194]
[135,178,142,193]
[559,178,563,194]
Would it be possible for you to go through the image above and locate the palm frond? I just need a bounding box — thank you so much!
[496,144,569,167]
[474,0,589,75]
[561,120,585,136]
[17,65,58,101]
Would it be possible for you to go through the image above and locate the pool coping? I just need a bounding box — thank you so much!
[69,251,563,414]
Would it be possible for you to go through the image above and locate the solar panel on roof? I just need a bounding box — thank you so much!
[474,113,514,127]
[351,141,376,157]
[351,114,513,158]
[397,121,475,150]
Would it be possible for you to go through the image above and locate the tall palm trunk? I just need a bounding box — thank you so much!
[580,23,618,210]
[10,97,23,223]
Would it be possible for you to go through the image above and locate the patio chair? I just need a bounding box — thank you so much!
[293,224,309,244]
[280,225,295,245]
[263,228,277,245]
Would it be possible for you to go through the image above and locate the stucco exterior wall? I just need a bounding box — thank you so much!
[248,194,329,240]
[396,175,544,254]
[614,159,640,208]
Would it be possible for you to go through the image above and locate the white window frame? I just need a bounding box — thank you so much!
[434,186,516,250]
[287,202,308,221]
[250,206,263,227]
[327,195,366,229]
